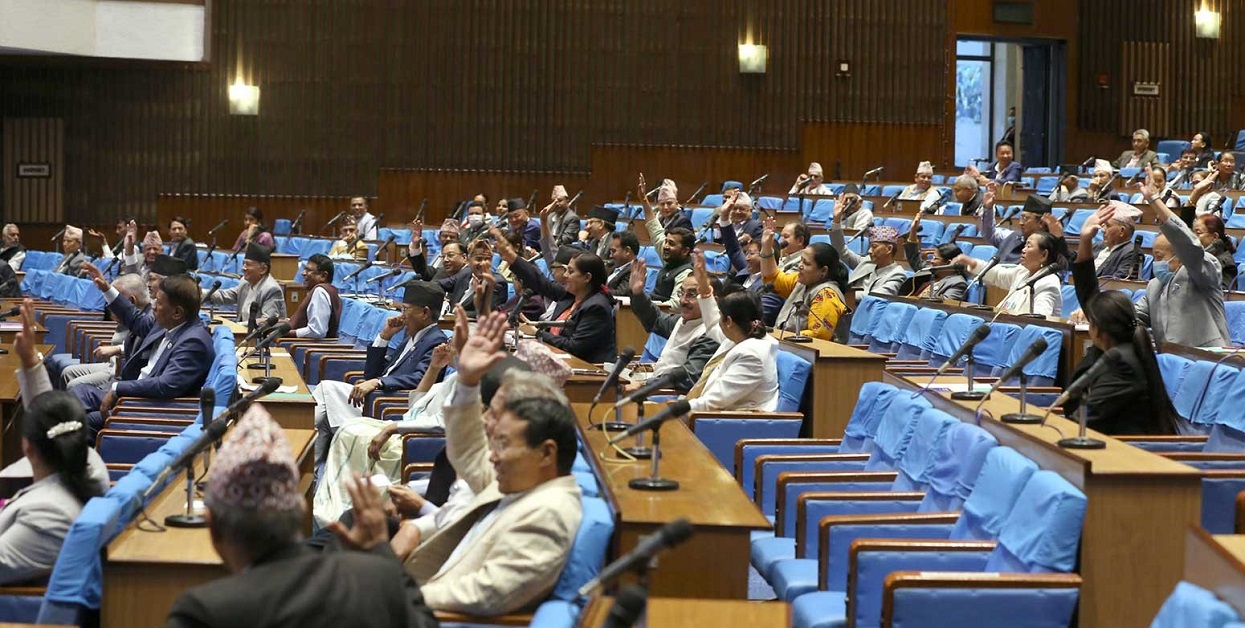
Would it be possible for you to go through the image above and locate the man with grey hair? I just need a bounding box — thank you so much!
[47,273,150,390]
[1116,129,1158,169]
[0,224,25,270]
[940,174,984,216]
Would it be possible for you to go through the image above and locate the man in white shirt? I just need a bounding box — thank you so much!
[626,260,721,392]
[289,254,340,339]
[789,161,832,195]
[311,281,448,464]
[351,196,379,241]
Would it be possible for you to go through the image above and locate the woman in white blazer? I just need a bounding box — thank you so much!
[956,231,1064,318]
[687,289,780,413]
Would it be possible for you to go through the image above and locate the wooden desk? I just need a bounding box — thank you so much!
[0,322,46,346]
[581,595,790,627]
[886,372,1201,627]
[1180,528,1245,619]
[771,333,885,438]
[574,402,770,599]
[101,428,314,628]
[238,353,314,430]
[615,301,650,358]
[270,253,300,282]
[279,280,307,318]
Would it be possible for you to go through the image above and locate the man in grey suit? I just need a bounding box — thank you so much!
[542,185,581,248]
[206,243,287,323]
[1134,180,1230,347]
[54,225,87,277]
[1115,128,1160,170]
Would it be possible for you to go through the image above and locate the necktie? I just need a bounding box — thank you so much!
[686,350,729,399]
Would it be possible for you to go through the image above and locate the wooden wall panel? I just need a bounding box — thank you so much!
[1120,42,1172,138]
[155,194,370,245]
[2,118,64,224]
[0,0,949,224]
[1080,0,1244,147]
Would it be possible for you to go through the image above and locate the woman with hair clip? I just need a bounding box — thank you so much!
[953,230,1064,317]
[904,213,969,301]
[1191,213,1239,290]
[759,215,848,340]
[0,300,108,583]
[232,206,275,250]
[685,289,780,413]
[493,226,617,364]
[1068,208,1179,435]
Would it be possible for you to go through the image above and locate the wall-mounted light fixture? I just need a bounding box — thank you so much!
[228,79,260,115]
[738,44,767,74]
[1195,7,1221,39]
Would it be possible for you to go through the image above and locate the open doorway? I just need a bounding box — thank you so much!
[954,37,1066,170]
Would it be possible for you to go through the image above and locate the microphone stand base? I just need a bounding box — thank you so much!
[628,477,679,491]
[949,391,986,401]
[1057,436,1106,450]
[164,513,208,528]
[1000,412,1043,424]
[251,376,283,386]
[587,422,633,432]
[618,446,654,460]
[1018,313,1046,319]
[962,304,993,311]
[785,335,814,344]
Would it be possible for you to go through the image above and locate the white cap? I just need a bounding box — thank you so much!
[808,162,824,177]
[917,161,934,175]
[657,179,678,203]
[1094,159,1114,175]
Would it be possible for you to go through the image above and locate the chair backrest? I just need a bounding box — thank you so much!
[1150,581,1242,628]
[848,295,890,343]
[894,409,956,491]
[549,497,616,600]
[951,447,1039,541]
[973,322,1021,371]
[1207,368,1245,453]
[896,307,949,360]
[995,325,1063,384]
[640,331,668,363]
[842,382,902,452]
[1174,360,1219,421]
[38,496,124,622]
[930,313,986,365]
[1226,302,1245,346]
[989,471,1087,573]
[867,302,918,351]
[1189,362,1242,427]
[867,395,930,471]
[808,199,835,224]
[774,351,811,413]
[923,422,999,511]
[1157,353,1194,402]
[969,245,998,261]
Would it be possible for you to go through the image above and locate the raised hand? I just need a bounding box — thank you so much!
[14,300,39,370]
[908,212,922,243]
[80,262,109,292]
[455,306,509,386]
[326,474,389,551]
[430,342,455,371]
[637,173,647,201]
[982,182,997,209]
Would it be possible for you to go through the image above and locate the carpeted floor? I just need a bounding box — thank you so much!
[748,564,778,601]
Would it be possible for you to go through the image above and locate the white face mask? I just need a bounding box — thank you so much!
[466,214,484,228]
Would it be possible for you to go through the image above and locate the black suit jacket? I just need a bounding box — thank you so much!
[171,238,199,271]
[165,544,438,628]
[1093,242,1140,279]
[510,256,617,363]
[605,263,632,294]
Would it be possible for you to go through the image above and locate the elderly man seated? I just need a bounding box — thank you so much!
[391,308,583,616]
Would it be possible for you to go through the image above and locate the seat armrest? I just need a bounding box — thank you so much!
[432,611,534,626]
[754,455,875,506]
[735,438,842,482]
[403,463,434,482]
[689,410,804,430]
[880,572,1082,628]
[819,513,960,589]
[847,538,997,618]
[1117,435,1209,443]
[790,491,924,556]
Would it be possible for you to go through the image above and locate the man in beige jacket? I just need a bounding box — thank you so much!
[396,307,583,615]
